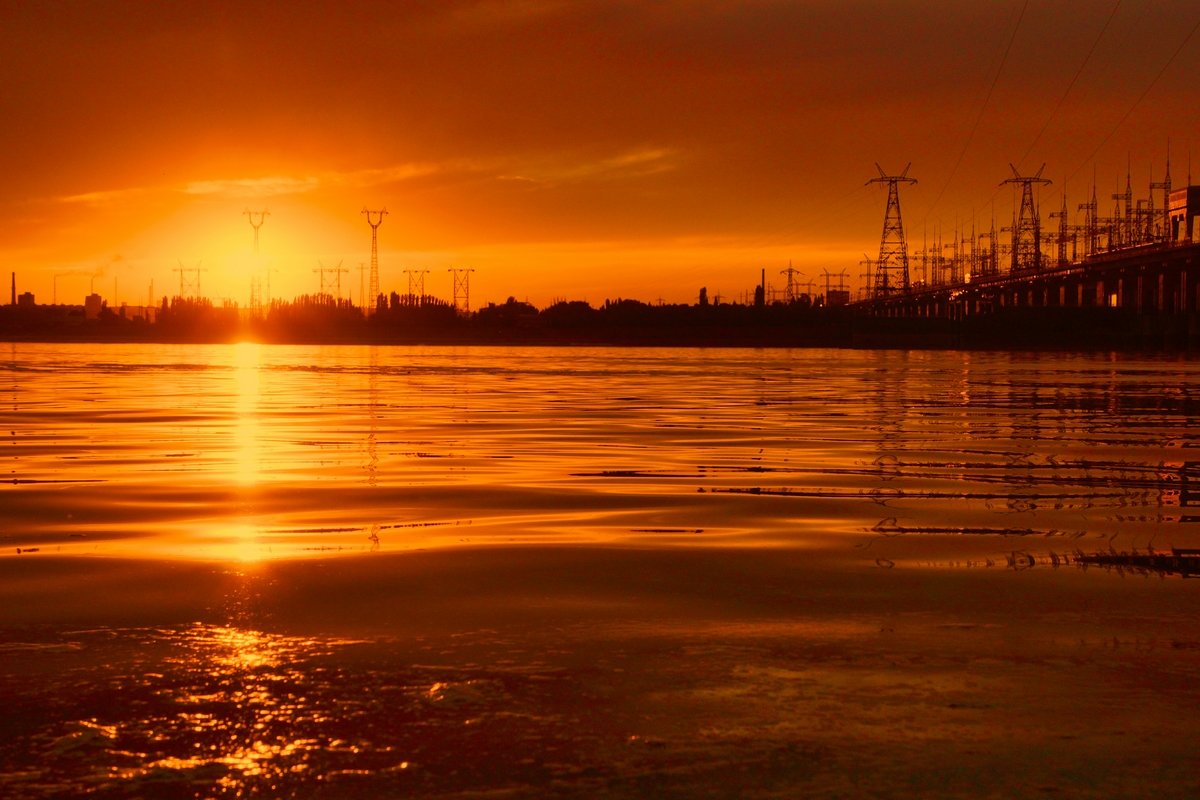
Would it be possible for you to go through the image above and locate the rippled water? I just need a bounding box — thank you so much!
[3,343,1200,798]
[7,343,1200,559]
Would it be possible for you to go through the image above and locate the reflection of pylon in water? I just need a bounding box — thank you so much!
[867,163,917,298]
[364,349,380,549]
[366,347,378,489]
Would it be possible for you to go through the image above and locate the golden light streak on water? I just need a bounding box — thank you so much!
[233,341,262,489]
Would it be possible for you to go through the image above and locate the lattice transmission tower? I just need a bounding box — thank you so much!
[249,276,263,317]
[779,262,802,303]
[867,163,917,298]
[1150,151,1172,242]
[244,209,269,257]
[1002,164,1051,274]
[1048,190,1070,267]
[314,261,348,300]
[1078,181,1100,259]
[362,208,387,312]
[173,261,207,298]
[448,268,475,312]
[403,268,429,305]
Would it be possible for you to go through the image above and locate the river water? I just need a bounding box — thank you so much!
[2,343,1199,798]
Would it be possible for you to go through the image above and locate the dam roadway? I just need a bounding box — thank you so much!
[856,241,1200,324]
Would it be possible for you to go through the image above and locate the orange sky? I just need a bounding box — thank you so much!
[2,1,1198,307]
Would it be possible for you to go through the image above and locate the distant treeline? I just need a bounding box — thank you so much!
[0,293,1181,349]
[0,293,853,346]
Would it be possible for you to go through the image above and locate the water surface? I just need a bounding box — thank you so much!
[2,344,1199,798]
[7,343,1199,560]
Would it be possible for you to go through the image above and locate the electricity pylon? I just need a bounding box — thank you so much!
[314,260,348,300]
[244,209,269,258]
[448,267,475,312]
[362,208,387,312]
[867,163,917,298]
[1002,163,1051,273]
[403,268,429,305]
[173,260,207,298]
[779,262,802,303]
[262,267,279,307]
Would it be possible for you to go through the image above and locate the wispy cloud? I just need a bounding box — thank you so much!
[53,148,680,208]
[184,176,321,198]
[498,147,680,186]
[330,162,451,188]
[60,187,150,205]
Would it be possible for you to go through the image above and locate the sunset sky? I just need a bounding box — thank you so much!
[3,0,1198,307]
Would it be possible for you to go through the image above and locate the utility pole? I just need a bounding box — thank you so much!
[362,208,387,312]
[867,163,917,298]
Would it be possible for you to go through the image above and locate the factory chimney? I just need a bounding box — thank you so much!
[10,272,14,306]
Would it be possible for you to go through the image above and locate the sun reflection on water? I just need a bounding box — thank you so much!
[101,620,373,794]
[233,341,262,488]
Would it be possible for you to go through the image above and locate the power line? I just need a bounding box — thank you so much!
[924,0,1030,221]
[1068,13,1200,182]
[1017,0,1122,169]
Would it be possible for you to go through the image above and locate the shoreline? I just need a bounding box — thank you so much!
[5,303,1199,350]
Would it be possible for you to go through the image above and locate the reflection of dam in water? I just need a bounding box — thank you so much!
[1001,547,1200,579]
